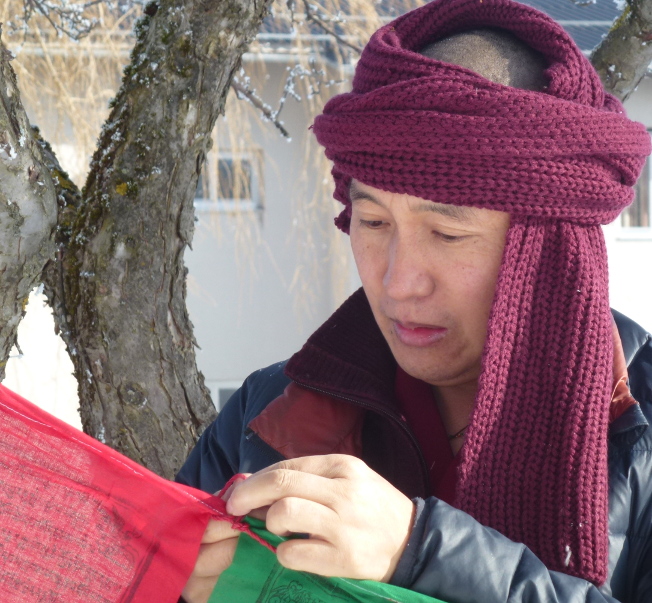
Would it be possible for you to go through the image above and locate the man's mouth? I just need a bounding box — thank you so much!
[393,321,448,347]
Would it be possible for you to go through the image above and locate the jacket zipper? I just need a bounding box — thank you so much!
[291,379,431,495]
[244,427,286,464]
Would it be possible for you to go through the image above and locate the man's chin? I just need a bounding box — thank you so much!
[392,348,478,388]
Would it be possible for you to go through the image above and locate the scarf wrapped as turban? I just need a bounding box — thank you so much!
[312,0,651,585]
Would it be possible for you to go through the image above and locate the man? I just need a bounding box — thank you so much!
[178,0,652,601]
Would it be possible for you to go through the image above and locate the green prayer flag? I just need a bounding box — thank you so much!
[210,518,447,603]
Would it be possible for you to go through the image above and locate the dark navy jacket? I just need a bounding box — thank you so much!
[177,292,652,603]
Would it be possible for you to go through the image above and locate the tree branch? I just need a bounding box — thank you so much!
[231,78,290,138]
[34,127,85,363]
[301,0,363,55]
[590,0,652,102]
[53,0,274,477]
[0,37,57,379]
[13,0,107,40]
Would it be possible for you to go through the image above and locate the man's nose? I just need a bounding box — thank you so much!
[383,233,435,301]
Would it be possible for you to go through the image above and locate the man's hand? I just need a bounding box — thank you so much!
[226,454,415,583]
[181,519,240,603]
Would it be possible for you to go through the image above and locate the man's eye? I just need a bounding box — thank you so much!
[434,231,464,242]
[360,219,385,229]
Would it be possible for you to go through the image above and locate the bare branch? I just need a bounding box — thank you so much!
[232,61,345,139]
[569,0,600,7]
[8,0,143,41]
[301,0,363,54]
[590,0,652,102]
[0,39,58,377]
[231,78,291,138]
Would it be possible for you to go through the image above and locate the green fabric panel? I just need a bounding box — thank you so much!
[209,518,447,603]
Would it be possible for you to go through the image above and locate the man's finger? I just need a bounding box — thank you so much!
[247,505,269,521]
[193,538,239,578]
[249,454,366,481]
[276,539,343,577]
[265,496,339,540]
[215,473,251,503]
[226,467,337,516]
[202,519,241,543]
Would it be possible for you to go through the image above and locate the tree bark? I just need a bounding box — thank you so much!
[43,0,273,479]
[591,0,652,101]
[0,38,57,379]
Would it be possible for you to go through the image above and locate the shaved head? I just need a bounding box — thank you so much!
[420,28,548,91]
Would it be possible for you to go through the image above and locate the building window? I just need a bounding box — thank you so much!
[203,380,242,412]
[194,150,263,213]
[621,133,651,228]
[217,387,238,411]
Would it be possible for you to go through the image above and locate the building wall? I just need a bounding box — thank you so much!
[604,78,652,332]
[185,60,353,407]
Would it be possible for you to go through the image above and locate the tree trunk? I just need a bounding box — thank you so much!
[42,0,273,479]
[0,39,57,378]
[590,0,652,101]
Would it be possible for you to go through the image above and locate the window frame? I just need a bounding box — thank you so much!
[194,148,264,214]
[618,129,652,240]
[203,380,243,411]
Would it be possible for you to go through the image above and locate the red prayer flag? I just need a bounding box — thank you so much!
[0,383,257,602]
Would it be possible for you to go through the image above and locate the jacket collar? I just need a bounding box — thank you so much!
[285,288,398,415]
[609,403,647,448]
[285,287,648,449]
[609,313,649,447]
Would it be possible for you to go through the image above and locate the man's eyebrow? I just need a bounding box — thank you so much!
[349,181,380,205]
[349,181,473,222]
[414,202,474,222]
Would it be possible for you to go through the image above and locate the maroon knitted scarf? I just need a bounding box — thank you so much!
[312,0,651,585]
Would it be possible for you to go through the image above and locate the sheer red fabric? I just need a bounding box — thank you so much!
[0,384,259,602]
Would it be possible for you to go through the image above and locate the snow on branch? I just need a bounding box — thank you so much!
[233,60,345,139]
[8,0,143,41]
[299,0,363,54]
[231,76,290,139]
[569,0,598,6]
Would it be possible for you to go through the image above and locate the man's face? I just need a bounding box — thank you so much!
[349,180,510,388]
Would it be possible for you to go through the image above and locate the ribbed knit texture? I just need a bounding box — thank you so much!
[312,0,651,585]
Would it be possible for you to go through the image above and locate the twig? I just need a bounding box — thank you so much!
[233,62,345,139]
[17,0,107,41]
[302,0,362,54]
[230,79,291,138]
